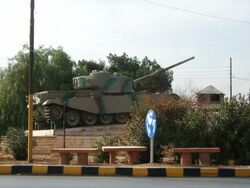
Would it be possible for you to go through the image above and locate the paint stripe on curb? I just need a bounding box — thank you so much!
[184,168,200,177]
[82,166,99,175]
[99,166,116,176]
[116,167,133,176]
[32,165,48,174]
[48,166,64,175]
[63,166,81,175]
[12,165,32,174]
[166,167,184,177]
[219,168,235,177]
[133,168,148,177]
[148,168,166,177]
[200,168,218,177]
[235,168,250,177]
[0,165,12,174]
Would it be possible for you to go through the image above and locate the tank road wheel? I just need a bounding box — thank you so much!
[81,113,97,125]
[66,111,80,127]
[45,105,63,120]
[115,113,129,124]
[99,114,113,125]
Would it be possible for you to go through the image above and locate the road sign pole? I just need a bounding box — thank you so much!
[150,138,154,163]
[145,109,157,164]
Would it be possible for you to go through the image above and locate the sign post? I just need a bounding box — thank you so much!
[145,109,157,163]
[62,91,72,148]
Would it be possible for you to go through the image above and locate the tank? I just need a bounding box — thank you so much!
[33,57,195,127]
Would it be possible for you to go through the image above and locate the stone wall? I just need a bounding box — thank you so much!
[0,124,125,163]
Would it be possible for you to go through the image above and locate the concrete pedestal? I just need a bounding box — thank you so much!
[77,153,88,165]
[59,153,70,165]
[180,153,192,166]
[199,153,211,165]
[109,152,116,164]
[128,151,140,164]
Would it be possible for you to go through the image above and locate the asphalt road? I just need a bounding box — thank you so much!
[0,176,249,188]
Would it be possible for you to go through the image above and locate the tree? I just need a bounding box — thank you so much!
[135,56,173,92]
[107,53,140,78]
[33,46,74,91]
[0,60,27,134]
[107,53,173,92]
[74,59,106,76]
[0,46,74,134]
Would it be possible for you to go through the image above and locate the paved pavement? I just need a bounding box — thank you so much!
[0,176,250,188]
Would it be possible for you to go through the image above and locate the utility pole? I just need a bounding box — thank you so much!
[249,88,250,104]
[230,57,232,101]
[28,0,35,163]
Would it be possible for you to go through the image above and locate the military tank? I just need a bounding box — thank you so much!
[33,56,194,127]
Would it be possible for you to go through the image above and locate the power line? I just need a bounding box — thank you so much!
[176,76,229,79]
[175,67,229,70]
[175,70,229,73]
[233,76,250,82]
[143,0,250,25]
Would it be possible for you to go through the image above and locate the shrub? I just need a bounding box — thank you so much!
[211,96,250,165]
[124,96,190,162]
[175,106,214,147]
[5,127,28,160]
[93,132,124,163]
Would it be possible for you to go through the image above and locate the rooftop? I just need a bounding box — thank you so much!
[197,85,224,95]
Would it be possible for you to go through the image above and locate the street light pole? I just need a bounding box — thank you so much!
[28,0,35,163]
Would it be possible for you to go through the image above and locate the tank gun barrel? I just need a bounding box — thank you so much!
[134,56,195,84]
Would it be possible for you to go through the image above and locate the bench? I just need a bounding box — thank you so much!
[173,147,221,166]
[51,148,98,165]
[102,146,147,164]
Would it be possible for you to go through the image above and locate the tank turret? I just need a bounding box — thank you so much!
[33,57,195,128]
[72,71,134,93]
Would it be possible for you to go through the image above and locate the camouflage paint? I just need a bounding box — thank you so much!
[122,78,132,93]
[96,97,106,114]
[79,77,90,88]
[102,77,117,93]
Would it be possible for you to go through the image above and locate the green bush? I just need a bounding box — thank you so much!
[175,107,214,147]
[93,132,124,163]
[5,127,28,160]
[211,96,250,165]
[124,96,190,162]
[173,95,250,165]
[96,94,250,165]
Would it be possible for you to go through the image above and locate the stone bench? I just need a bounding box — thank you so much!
[173,147,221,166]
[102,146,147,164]
[51,148,98,165]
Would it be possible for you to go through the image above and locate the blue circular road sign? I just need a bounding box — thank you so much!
[145,109,157,139]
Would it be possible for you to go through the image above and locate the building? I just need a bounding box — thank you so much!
[197,85,224,107]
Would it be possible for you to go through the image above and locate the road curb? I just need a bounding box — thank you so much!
[0,165,249,177]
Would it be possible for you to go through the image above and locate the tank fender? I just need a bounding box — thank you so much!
[42,98,63,106]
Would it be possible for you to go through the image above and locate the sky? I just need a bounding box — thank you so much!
[0,0,250,97]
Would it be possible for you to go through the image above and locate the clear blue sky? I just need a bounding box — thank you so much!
[0,0,250,96]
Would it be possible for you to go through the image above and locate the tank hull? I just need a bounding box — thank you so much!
[33,90,170,127]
